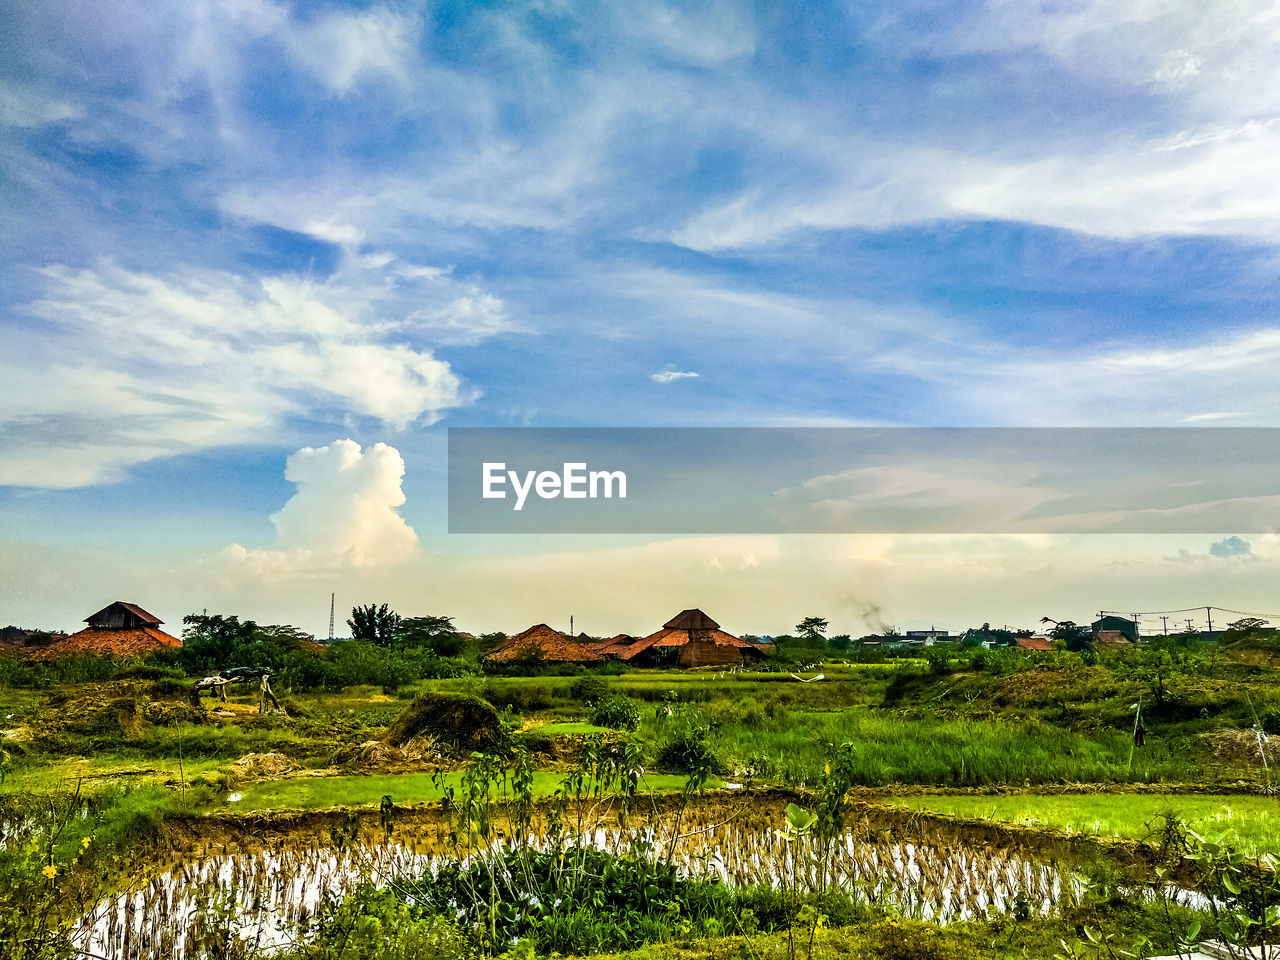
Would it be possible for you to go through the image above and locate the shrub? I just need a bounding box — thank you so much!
[589,694,641,731]
[569,675,609,705]
[656,709,722,775]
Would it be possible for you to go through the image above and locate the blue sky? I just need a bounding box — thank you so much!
[4,0,1280,636]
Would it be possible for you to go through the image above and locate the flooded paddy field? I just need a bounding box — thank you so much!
[75,792,1116,959]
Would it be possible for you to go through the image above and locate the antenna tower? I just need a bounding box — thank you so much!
[328,593,335,643]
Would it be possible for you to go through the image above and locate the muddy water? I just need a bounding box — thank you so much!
[77,795,1087,959]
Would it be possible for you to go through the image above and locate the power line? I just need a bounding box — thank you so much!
[1100,605,1280,622]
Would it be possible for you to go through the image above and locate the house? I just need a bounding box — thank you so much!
[1092,616,1138,643]
[27,601,182,659]
[617,609,765,668]
[905,629,951,646]
[1014,635,1054,652]
[482,623,605,664]
[594,634,635,658]
[1095,630,1134,646]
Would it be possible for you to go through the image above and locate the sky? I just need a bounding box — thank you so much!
[3,0,1280,639]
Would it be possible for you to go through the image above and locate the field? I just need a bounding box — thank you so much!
[3,632,1280,959]
[892,792,1280,856]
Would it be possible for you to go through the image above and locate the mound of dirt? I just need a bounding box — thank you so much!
[230,752,299,781]
[382,692,502,754]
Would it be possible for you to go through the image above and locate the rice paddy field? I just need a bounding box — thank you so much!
[4,639,1280,959]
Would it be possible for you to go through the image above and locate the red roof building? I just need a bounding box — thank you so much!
[1014,635,1054,652]
[619,609,764,668]
[27,601,182,660]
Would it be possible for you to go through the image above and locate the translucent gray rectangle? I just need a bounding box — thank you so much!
[447,428,1280,534]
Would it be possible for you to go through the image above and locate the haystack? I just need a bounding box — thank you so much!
[382,691,502,753]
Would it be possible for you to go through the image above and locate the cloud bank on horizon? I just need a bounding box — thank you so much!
[4,0,1280,632]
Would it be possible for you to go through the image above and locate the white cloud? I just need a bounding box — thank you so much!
[286,6,419,94]
[0,253,509,486]
[224,438,417,575]
[651,368,700,383]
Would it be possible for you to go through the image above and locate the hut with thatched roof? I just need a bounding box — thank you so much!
[26,601,182,660]
[618,609,763,668]
[483,623,605,665]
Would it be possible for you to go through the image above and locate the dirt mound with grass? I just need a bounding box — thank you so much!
[1201,729,1280,768]
[48,681,207,739]
[382,692,502,754]
[230,752,299,781]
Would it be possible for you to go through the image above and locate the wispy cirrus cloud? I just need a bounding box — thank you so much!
[651,368,700,384]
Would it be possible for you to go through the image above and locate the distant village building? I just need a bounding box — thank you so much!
[27,601,182,659]
[905,629,952,646]
[482,623,605,664]
[593,634,635,658]
[1092,616,1138,644]
[1014,635,1054,652]
[618,609,764,668]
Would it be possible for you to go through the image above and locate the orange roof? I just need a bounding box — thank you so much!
[1014,635,1054,651]
[618,611,760,661]
[26,625,182,660]
[483,623,605,663]
[595,634,635,656]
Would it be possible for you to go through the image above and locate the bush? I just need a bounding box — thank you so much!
[569,675,609,705]
[589,694,641,731]
[656,709,721,775]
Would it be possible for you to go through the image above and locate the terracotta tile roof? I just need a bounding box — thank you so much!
[595,634,635,656]
[483,623,605,663]
[1014,635,1054,651]
[26,625,182,660]
[617,611,760,661]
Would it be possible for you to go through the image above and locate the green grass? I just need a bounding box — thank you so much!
[0,754,225,797]
[890,792,1280,856]
[232,770,720,811]
[536,721,612,735]
[693,709,1206,787]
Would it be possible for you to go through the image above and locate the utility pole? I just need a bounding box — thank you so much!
[1161,616,1169,636]
[1185,619,1194,632]
[1206,606,1213,637]
[328,593,335,643]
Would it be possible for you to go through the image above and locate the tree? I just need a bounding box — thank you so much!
[1042,617,1092,652]
[795,617,829,643]
[829,633,852,653]
[348,604,401,647]
[396,614,465,657]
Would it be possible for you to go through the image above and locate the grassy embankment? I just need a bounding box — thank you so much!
[892,792,1280,856]
[232,769,719,811]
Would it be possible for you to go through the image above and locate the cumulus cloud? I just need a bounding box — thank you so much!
[224,439,417,575]
[0,253,505,487]
[1210,535,1253,558]
[651,368,700,384]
